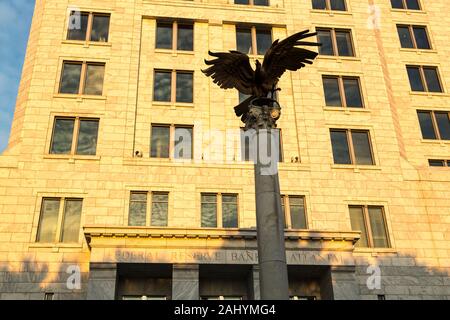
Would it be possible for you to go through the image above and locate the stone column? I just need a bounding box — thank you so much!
[330,266,360,300]
[172,264,199,300]
[86,263,117,300]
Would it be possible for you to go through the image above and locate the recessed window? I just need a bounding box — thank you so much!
[236,26,272,55]
[153,70,193,103]
[240,128,283,162]
[428,160,450,167]
[406,66,443,93]
[391,0,421,10]
[397,25,431,49]
[322,76,364,108]
[67,12,110,42]
[312,0,347,11]
[150,124,193,159]
[50,117,99,156]
[129,191,169,227]
[201,193,238,228]
[156,21,194,51]
[330,129,374,165]
[317,28,354,56]
[281,195,307,229]
[417,111,450,140]
[59,61,105,95]
[36,198,83,243]
[234,0,269,6]
[349,205,390,248]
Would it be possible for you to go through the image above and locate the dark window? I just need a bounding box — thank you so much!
[154,71,172,102]
[417,111,450,140]
[289,196,307,229]
[176,72,193,103]
[151,125,193,159]
[129,192,169,227]
[397,26,414,48]
[397,25,430,49]
[435,112,450,140]
[407,66,443,93]
[317,28,354,57]
[312,0,327,10]
[313,0,346,11]
[235,0,250,3]
[343,78,363,107]
[236,27,252,54]
[323,77,342,106]
[413,27,431,49]
[50,118,75,154]
[407,66,425,91]
[351,131,374,165]
[129,192,147,226]
[235,0,268,5]
[201,193,239,228]
[406,0,420,10]
[151,125,170,158]
[391,0,421,10]
[256,28,272,55]
[67,12,89,41]
[36,198,61,242]
[390,0,404,9]
[201,194,217,227]
[156,22,173,49]
[177,24,194,51]
[330,0,346,11]
[67,12,110,42]
[151,193,169,226]
[59,61,105,95]
[323,76,363,108]
[76,120,99,156]
[90,14,110,42]
[330,129,374,165]
[236,26,272,55]
[60,199,83,242]
[60,62,82,94]
[156,21,194,51]
[428,160,446,167]
[317,30,333,55]
[154,70,193,103]
[423,67,442,92]
[330,130,351,164]
[222,194,238,228]
[335,30,354,56]
[83,64,105,95]
[350,205,390,248]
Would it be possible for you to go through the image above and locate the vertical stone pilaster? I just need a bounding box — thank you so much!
[250,265,261,300]
[172,264,199,300]
[86,263,117,300]
[330,266,360,300]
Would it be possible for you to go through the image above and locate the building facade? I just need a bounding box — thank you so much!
[0,0,450,300]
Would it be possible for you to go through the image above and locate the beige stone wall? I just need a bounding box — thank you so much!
[0,0,449,299]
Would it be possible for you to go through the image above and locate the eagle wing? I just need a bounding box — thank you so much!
[202,50,255,95]
[262,30,320,87]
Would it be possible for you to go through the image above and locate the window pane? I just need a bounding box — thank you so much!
[349,206,369,247]
[368,207,389,248]
[407,66,425,92]
[336,31,354,56]
[67,12,88,40]
[201,194,217,227]
[256,29,272,55]
[236,28,252,54]
[235,0,250,4]
[152,193,168,226]
[90,15,110,42]
[222,195,238,228]
[429,160,445,167]
[312,0,326,9]
[254,0,269,5]
[37,199,60,242]
[351,131,374,165]
[343,78,363,108]
[129,193,147,226]
[330,130,351,164]
[50,118,75,154]
[290,197,307,229]
[397,26,414,48]
[323,77,342,107]
[176,72,193,103]
[174,127,193,159]
[151,126,170,158]
[417,111,437,139]
[60,63,82,94]
[317,30,333,55]
[448,161,450,167]
[423,68,442,93]
[406,0,420,10]
[61,199,83,243]
[330,0,346,11]
[84,64,105,95]
[154,71,172,101]
[177,24,193,51]
[76,120,99,155]
[435,112,450,140]
[156,23,173,49]
[413,27,430,49]
[391,0,404,9]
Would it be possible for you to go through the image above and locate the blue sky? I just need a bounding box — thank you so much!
[0,1,34,153]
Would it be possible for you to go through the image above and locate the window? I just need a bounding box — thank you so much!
[281,195,307,229]
[330,129,374,165]
[397,25,431,49]
[201,193,238,228]
[236,26,272,55]
[317,28,354,57]
[391,0,421,10]
[406,66,443,93]
[59,61,105,95]
[153,70,193,103]
[349,205,390,248]
[428,160,450,167]
[202,296,243,300]
[129,191,169,227]
[150,124,193,159]
[312,0,347,11]
[67,12,110,42]
[50,117,99,156]
[322,76,364,108]
[156,21,193,51]
[240,128,283,162]
[44,293,54,300]
[235,0,269,6]
[417,111,450,140]
[36,198,83,243]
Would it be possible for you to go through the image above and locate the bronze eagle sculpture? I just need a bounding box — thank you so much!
[202,30,321,121]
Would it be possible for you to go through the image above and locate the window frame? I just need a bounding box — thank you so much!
[316,27,355,57]
[235,25,273,56]
[417,110,450,140]
[155,20,194,52]
[322,75,365,108]
[349,205,390,249]
[428,159,450,167]
[281,195,308,229]
[36,197,83,243]
[150,124,194,159]
[128,191,169,227]
[396,24,431,50]
[153,69,194,104]
[406,65,443,93]
[58,60,106,96]
[66,11,111,43]
[330,129,375,165]
[49,116,100,156]
[200,193,240,229]
[312,0,348,11]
